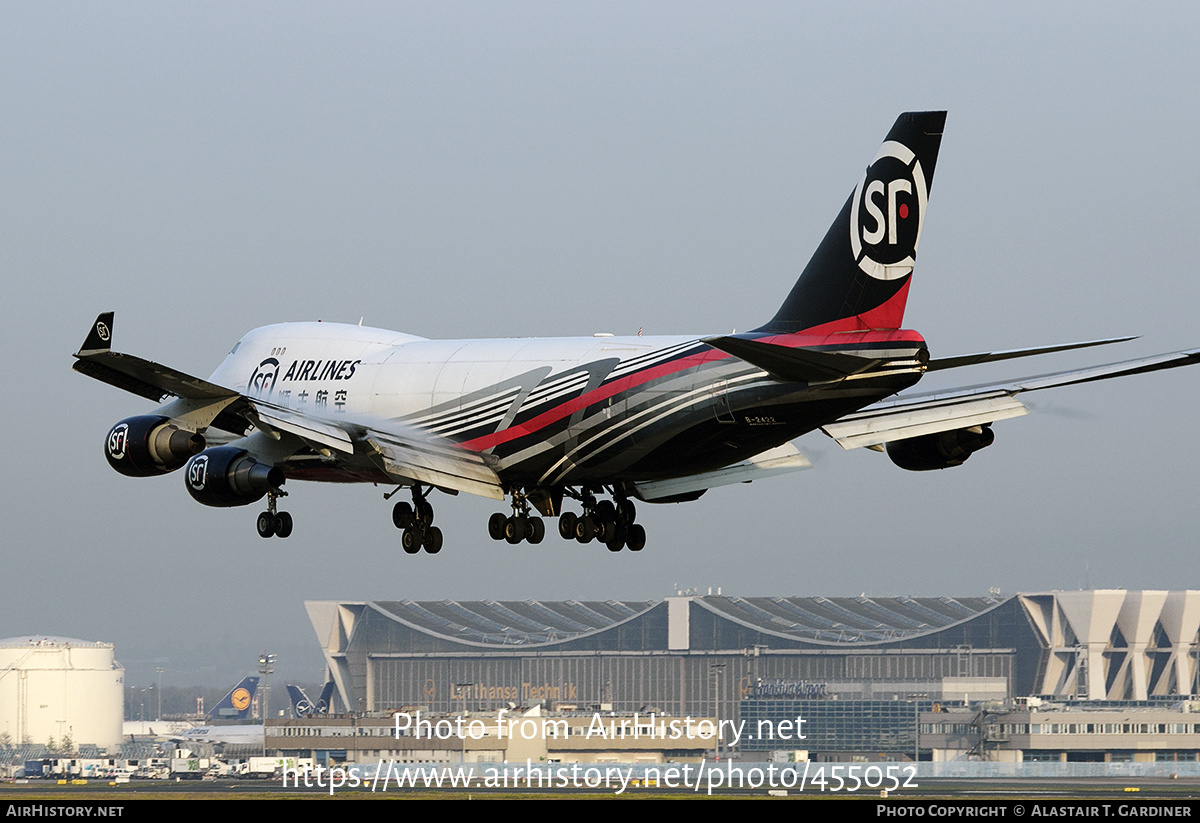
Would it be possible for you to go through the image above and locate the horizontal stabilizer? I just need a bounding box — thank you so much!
[703,335,883,383]
[633,442,811,501]
[926,337,1136,371]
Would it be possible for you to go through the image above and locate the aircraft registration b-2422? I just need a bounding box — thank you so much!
[74,111,1200,554]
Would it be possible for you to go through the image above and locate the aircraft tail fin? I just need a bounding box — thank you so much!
[288,680,335,716]
[207,676,259,720]
[757,111,946,335]
[286,685,312,716]
[314,680,335,714]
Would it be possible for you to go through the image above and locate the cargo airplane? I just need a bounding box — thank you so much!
[74,111,1200,554]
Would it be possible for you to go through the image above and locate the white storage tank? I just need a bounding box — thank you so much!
[0,636,124,750]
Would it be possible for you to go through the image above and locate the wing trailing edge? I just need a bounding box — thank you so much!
[633,442,811,502]
[824,349,1200,450]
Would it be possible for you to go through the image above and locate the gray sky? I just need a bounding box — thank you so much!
[4,2,1199,687]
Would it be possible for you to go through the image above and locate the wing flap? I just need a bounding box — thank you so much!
[633,442,811,501]
[253,406,355,454]
[365,430,505,500]
[822,393,1028,450]
[823,348,1200,450]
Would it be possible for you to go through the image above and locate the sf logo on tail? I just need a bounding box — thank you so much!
[850,140,928,281]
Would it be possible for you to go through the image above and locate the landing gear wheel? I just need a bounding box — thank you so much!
[558,512,578,539]
[256,512,277,538]
[575,515,596,543]
[626,523,647,552]
[392,501,414,530]
[505,516,525,544]
[274,511,293,539]
[595,500,616,523]
[402,528,422,554]
[488,512,507,541]
[423,526,443,554]
[527,517,545,544]
[617,498,637,524]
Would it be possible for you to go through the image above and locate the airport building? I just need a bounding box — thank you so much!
[304,590,1200,762]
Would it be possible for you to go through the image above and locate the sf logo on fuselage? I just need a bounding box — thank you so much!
[849,139,928,281]
[107,423,129,461]
[248,358,280,398]
[187,454,209,491]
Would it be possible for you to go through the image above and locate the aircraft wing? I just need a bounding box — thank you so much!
[633,441,812,501]
[74,312,505,500]
[822,349,1200,450]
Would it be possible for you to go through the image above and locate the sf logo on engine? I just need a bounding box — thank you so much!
[849,139,928,281]
[248,357,280,398]
[107,423,129,461]
[187,454,209,491]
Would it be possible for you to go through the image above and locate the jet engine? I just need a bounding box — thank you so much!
[885,425,995,471]
[183,446,284,507]
[105,416,206,477]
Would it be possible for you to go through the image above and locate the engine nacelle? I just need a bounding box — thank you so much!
[885,425,995,471]
[184,447,285,507]
[106,416,206,477]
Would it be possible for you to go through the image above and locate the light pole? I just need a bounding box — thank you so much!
[156,668,163,721]
[258,653,276,755]
[710,663,726,761]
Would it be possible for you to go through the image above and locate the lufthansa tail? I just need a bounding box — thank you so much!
[207,676,259,721]
[757,110,946,335]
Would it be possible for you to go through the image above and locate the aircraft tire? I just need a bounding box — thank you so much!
[575,515,595,543]
[256,512,276,538]
[392,502,414,529]
[505,516,525,544]
[275,511,293,539]
[618,499,636,524]
[558,512,577,539]
[528,517,545,544]
[627,524,646,552]
[402,528,421,554]
[488,512,507,540]
[424,527,443,554]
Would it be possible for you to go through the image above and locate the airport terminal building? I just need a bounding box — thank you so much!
[307,590,1200,733]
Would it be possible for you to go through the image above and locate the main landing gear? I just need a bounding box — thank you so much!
[256,490,292,539]
[487,490,546,545]
[390,484,443,554]
[558,491,645,552]
[487,488,646,551]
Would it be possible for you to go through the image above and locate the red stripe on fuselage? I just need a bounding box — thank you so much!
[459,324,925,453]
[460,347,727,452]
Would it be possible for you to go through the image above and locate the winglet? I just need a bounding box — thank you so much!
[77,312,115,356]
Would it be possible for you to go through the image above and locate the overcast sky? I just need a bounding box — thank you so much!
[4,2,1199,687]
